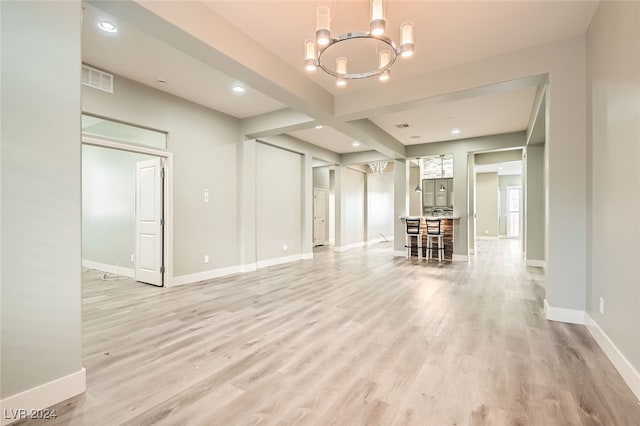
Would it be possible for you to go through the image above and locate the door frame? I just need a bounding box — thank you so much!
[82,135,174,287]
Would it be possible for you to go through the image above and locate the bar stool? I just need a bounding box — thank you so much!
[405,217,423,260]
[425,219,444,261]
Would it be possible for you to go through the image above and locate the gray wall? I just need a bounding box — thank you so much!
[409,165,422,216]
[498,174,522,236]
[82,74,240,276]
[476,172,499,237]
[475,149,522,165]
[256,143,302,260]
[82,145,154,269]
[525,145,546,263]
[587,1,640,373]
[367,172,394,241]
[1,0,83,398]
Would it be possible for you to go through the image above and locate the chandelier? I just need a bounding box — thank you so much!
[304,0,414,87]
[368,161,388,175]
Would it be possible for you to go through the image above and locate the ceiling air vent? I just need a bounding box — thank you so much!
[81,65,113,93]
[394,123,410,129]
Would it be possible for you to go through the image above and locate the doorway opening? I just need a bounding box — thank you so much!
[82,136,173,287]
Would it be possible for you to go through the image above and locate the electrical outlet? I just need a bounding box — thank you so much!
[485,230,489,234]
[282,245,288,253]
[204,255,209,264]
[599,297,604,314]
[203,188,209,203]
[130,254,134,262]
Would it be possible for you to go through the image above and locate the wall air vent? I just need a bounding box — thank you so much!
[81,65,113,93]
[395,123,410,129]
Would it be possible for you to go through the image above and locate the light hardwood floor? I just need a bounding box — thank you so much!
[20,239,640,425]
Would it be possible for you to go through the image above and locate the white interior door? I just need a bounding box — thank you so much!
[507,186,521,238]
[135,158,163,286]
[313,188,327,246]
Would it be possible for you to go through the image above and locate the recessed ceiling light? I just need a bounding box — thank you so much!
[315,125,323,129]
[156,78,168,84]
[352,141,361,147]
[451,128,461,135]
[98,21,117,33]
[232,85,246,93]
[410,135,421,139]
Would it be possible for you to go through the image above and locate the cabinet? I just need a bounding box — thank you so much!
[422,179,435,207]
[422,178,453,209]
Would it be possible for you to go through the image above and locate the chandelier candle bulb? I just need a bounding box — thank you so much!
[316,6,331,46]
[306,0,414,82]
[400,22,415,57]
[370,0,386,36]
[304,39,317,72]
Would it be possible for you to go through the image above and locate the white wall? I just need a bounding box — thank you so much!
[82,145,154,270]
[256,143,302,261]
[587,0,640,377]
[476,172,499,238]
[82,74,240,277]
[367,172,394,241]
[1,0,84,405]
[498,174,522,236]
[340,167,366,247]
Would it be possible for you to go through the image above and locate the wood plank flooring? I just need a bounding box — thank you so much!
[18,239,640,425]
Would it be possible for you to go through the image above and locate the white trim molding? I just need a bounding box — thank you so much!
[452,254,469,262]
[544,299,585,324]
[334,241,366,252]
[256,254,305,269]
[0,368,85,426]
[172,265,245,286]
[82,260,134,278]
[393,250,407,257]
[526,259,546,269]
[585,313,640,400]
[366,236,394,247]
[476,236,499,240]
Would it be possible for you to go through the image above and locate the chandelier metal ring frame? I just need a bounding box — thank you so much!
[317,32,398,80]
[304,0,414,86]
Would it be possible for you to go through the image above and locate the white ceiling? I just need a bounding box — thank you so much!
[82,1,599,156]
[476,160,522,176]
[288,126,370,154]
[204,0,599,94]
[82,3,286,119]
[371,86,539,144]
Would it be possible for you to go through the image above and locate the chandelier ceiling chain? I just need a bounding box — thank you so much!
[304,0,414,87]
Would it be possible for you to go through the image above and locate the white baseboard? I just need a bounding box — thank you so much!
[585,313,640,400]
[544,299,585,324]
[476,236,499,240]
[172,264,246,286]
[0,368,85,426]
[334,241,365,252]
[452,254,469,262]
[302,252,313,260]
[526,259,546,269]
[82,260,134,278]
[393,250,407,257]
[256,254,305,269]
[366,236,394,247]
